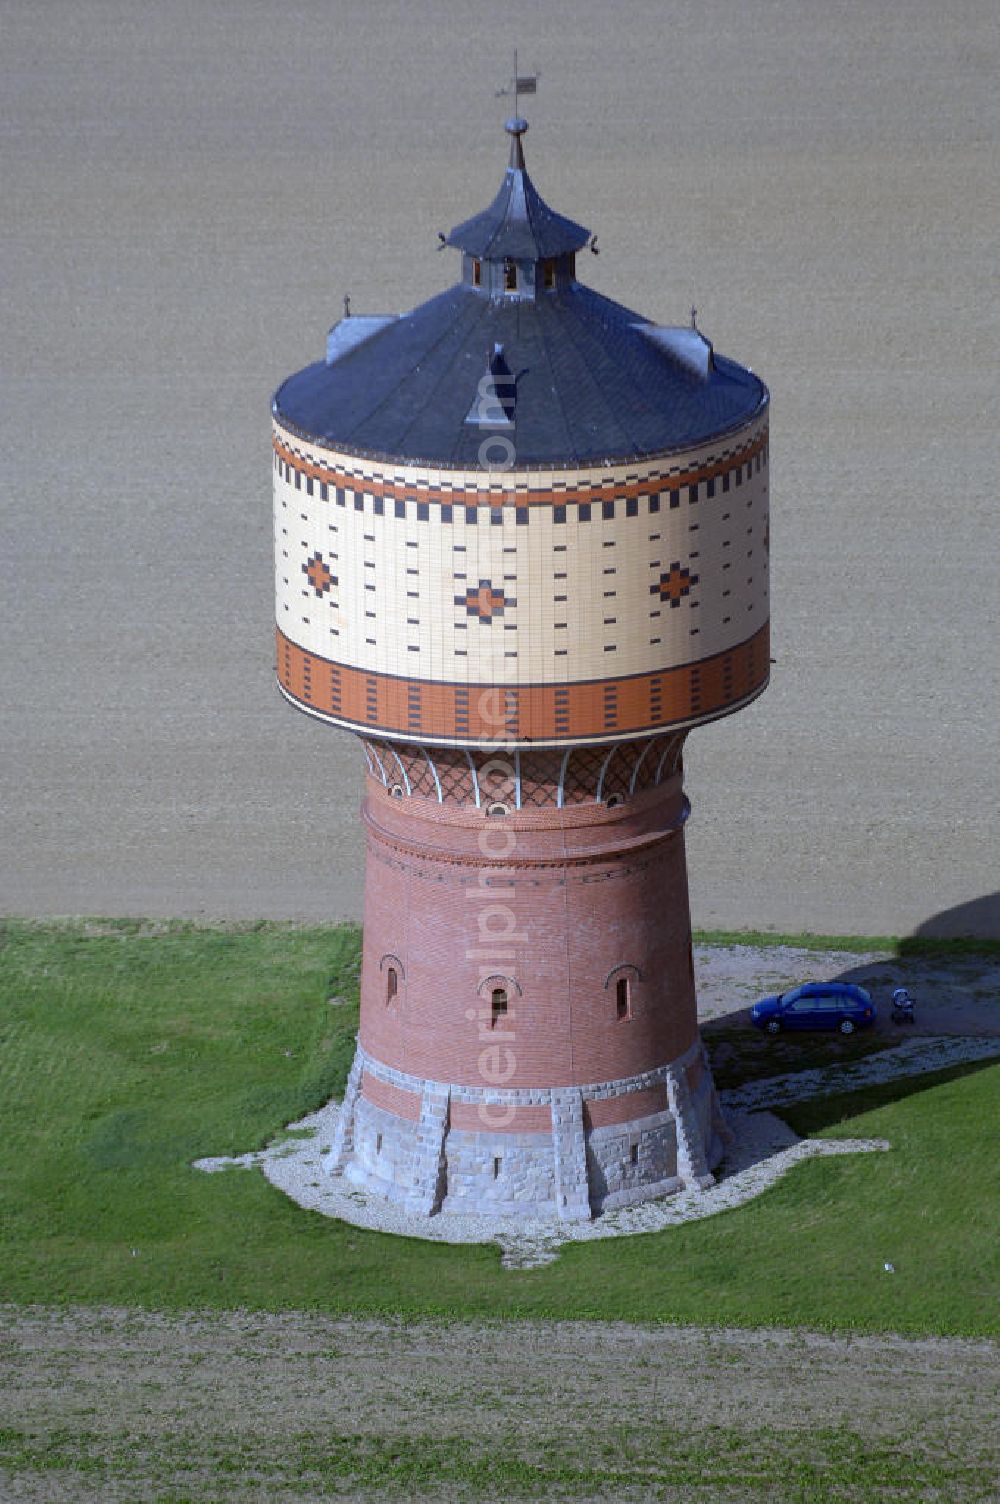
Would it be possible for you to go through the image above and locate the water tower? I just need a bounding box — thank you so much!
[272,118,769,1219]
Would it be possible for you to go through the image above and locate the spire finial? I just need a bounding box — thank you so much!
[505,114,528,170]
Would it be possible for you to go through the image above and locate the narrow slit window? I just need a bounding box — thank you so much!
[493,1156,502,1180]
[472,258,482,287]
[386,966,398,1004]
[491,987,508,1028]
[543,259,556,290]
[616,976,631,1020]
[504,260,518,292]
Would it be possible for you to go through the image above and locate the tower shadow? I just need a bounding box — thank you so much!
[902,891,1000,943]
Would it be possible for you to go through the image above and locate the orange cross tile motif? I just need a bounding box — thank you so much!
[651,561,699,608]
[303,551,335,596]
[455,579,514,622]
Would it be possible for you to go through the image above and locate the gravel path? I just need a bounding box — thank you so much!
[2,1306,997,1501]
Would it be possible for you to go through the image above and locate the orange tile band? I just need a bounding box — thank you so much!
[276,623,770,745]
[272,427,767,508]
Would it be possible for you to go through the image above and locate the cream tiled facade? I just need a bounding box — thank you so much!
[274,405,769,697]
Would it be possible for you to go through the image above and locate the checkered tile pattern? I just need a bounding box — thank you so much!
[651,562,698,607]
[456,580,514,622]
[303,551,335,596]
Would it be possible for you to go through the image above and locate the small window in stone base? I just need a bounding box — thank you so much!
[376,1133,383,1155]
[616,976,631,1020]
[493,1156,502,1179]
[630,1143,639,1166]
[386,967,398,1004]
[491,988,508,1028]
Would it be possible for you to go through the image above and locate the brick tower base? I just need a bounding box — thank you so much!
[324,748,729,1220]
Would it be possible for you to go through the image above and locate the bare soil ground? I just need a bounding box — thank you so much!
[2,0,998,936]
[2,1306,998,1501]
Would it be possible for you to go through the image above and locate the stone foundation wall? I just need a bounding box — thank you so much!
[445,1128,557,1214]
[586,1109,681,1211]
[332,1038,726,1218]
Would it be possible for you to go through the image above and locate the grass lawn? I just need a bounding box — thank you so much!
[0,919,997,1336]
[0,1419,990,1503]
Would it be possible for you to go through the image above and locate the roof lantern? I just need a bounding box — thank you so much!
[446,117,591,263]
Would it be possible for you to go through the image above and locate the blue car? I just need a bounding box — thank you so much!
[750,981,876,1035]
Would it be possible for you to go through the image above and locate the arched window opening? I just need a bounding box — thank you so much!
[486,800,510,817]
[491,987,508,1029]
[389,783,404,799]
[606,793,624,809]
[616,976,631,1021]
[386,967,398,1004]
[504,259,518,292]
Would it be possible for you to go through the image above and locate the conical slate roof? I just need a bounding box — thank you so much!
[273,123,767,467]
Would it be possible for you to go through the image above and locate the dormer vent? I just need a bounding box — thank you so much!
[326,314,399,367]
[466,343,515,428]
[636,324,715,380]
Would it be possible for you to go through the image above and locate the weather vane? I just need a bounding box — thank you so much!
[495,48,538,116]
